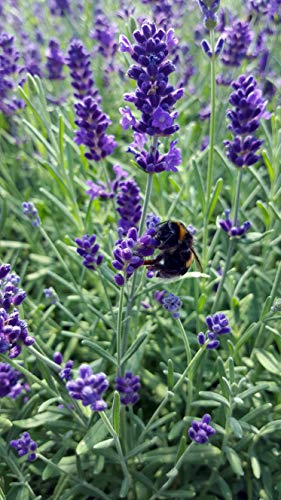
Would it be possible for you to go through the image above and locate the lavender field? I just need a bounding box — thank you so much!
[0,0,281,498]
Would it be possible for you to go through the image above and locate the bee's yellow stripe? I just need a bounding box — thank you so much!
[185,253,194,268]
[178,222,186,241]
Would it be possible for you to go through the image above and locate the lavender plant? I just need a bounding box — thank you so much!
[0,1,280,499]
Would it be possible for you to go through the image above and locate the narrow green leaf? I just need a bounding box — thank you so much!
[167,359,174,390]
[255,419,281,439]
[199,391,230,408]
[251,454,261,479]
[255,349,280,374]
[112,391,120,436]
[82,340,117,366]
[77,419,108,455]
[229,417,243,438]
[94,438,115,449]
[262,149,274,184]
[39,188,75,225]
[121,333,148,365]
[256,200,270,226]
[207,177,223,219]
[13,412,62,428]
[225,446,244,476]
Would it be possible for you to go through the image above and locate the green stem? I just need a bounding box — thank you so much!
[117,286,125,376]
[202,29,216,269]
[138,392,173,442]
[255,261,281,347]
[212,168,243,313]
[173,344,207,392]
[121,173,154,366]
[177,318,191,366]
[149,443,195,499]
[99,412,131,496]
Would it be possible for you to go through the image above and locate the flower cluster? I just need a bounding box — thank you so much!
[22,202,41,227]
[0,362,29,399]
[53,351,73,381]
[0,264,34,358]
[75,234,103,271]
[49,0,70,16]
[45,39,65,80]
[66,40,99,101]
[112,227,158,286]
[116,178,142,237]
[91,9,118,86]
[154,290,182,318]
[115,372,141,405]
[188,414,216,444]
[86,165,128,201]
[224,74,270,168]
[66,364,109,411]
[44,287,58,304]
[127,133,182,174]
[74,96,117,161]
[120,22,183,137]
[221,20,254,68]
[197,0,220,30]
[0,32,25,115]
[198,313,231,349]
[219,209,251,237]
[10,432,37,461]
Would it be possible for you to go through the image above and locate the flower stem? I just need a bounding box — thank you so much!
[121,171,154,367]
[202,29,216,269]
[212,168,243,312]
[177,318,191,366]
[117,286,125,376]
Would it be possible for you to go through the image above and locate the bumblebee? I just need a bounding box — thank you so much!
[144,221,202,279]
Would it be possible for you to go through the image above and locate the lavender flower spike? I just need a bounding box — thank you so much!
[154,290,182,318]
[0,363,29,399]
[197,0,220,30]
[45,39,65,80]
[10,432,37,461]
[115,372,141,405]
[116,178,142,237]
[198,312,231,349]
[224,75,270,168]
[219,209,251,237]
[66,364,109,411]
[120,22,183,136]
[75,234,103,271]
[22,202,41,227]
[74,96,117,161]
[188,414,216,444]
[66,40,99,101]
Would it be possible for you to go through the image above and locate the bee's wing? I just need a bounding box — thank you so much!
[191,248,203,273]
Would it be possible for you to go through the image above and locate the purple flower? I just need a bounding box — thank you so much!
[45,39,65,80]
[197,0,220,30]
[86,165,128,201]
[53,351,73,381]
[198,312,231,349]
[0,269,26,311]
[66,40,99,101]
[49,0,70,16]
[22,41,42,77]
[224,75,270,168]
[0,363,29,399]
[74,96,117,161]
[75,234,103,271]
[0,308,34,358]
[0,33,25,115]
[115,371,141,405]
[116,178,142,237]
[120,22,183,136]
[66,364,109,411]
[112,227,158,286]
[44,287,58,304]
[22,202,41,227]
[10,432,37,461]
[188,414,216,444]
[91,9,118,85]
[146,213,161,230]
[221,20,254,67]
[0,264,11,280]
[154,290,182,318]
[219,209,251,237]
[128,135,181,174]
